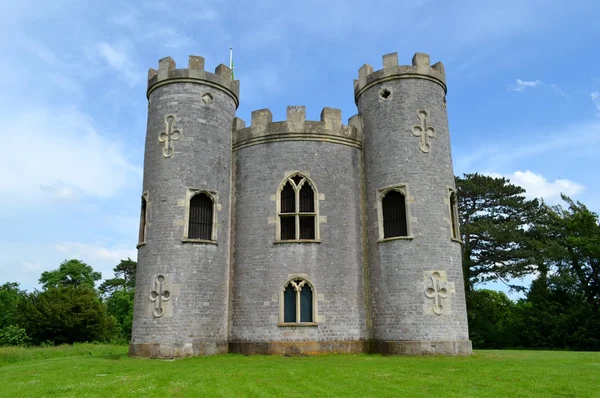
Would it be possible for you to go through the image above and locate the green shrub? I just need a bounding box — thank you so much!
[0,325,30,347]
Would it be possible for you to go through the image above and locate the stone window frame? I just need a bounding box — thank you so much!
[274,172,321,243]
[448,187,462,243]
[377,183,414,242]
[136,191,149,248]
[278,276,318,327]
[182,188,218,245]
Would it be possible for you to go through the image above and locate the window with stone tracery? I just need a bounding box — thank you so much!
[277,173,318,241]
[281,278,315,324]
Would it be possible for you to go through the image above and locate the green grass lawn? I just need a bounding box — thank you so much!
[0,344,598,397]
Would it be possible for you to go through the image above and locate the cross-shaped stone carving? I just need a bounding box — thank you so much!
[149,274,171,318]
[158,115,181,158]
[425,271,448,315]
[412,110,435,153]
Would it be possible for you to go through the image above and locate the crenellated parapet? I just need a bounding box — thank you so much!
[232,106,363,151]
[353,52,446,103]
[147,55,239,108]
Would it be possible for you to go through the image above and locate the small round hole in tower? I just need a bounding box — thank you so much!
[202,93,214,104]
[380,88,391,100]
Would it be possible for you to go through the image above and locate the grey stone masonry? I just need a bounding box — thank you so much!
[130,53,471,358]
[357,52,470,353]
[130,56,237,358]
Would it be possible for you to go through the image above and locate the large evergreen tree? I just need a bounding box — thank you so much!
[456,173,541,292]
[39,259,102,290]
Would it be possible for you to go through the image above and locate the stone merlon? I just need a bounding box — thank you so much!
[232,106,363,151]
[353,52,446,103]
[147,55,240,107]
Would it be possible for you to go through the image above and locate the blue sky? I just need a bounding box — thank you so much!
[2,0,599,294]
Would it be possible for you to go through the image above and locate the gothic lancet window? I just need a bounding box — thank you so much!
[382,190,408,238]
[282,278,314,324]
[278,174,318,241]
[188,192,214,240]
[449,189,460,241]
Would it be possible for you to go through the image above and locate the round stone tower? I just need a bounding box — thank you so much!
[355,52,471,355]
[130,55,238,358]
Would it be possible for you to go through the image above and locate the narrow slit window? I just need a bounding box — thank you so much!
[189,193,213,240]
[278,174,317,241]
[382,190,408,238]
[138,195,147,244]
[282,279,314,324]
[450,191,460,240]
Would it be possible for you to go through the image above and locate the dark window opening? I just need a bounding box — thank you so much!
[291,175,303,185]
[280,216,295,241]
[450,192,460,240]
[382,190,408,238]
[299,183,314,212]
[299,216,315,240]
[300,285,313,322]
[284,283,296,322]
[281,182,295,213]
[189,193,213,240]
[139,196,147,243]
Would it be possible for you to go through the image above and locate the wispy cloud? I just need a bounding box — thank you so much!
[55,242,137,264]
[97,41,139,83]
[591,91,600,116]
[508,79,542,92]
[507,79,568,98]
[0,107,141,206]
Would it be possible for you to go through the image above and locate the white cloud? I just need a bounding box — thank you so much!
[0,107,141,206]
[487,170,584,203]
[508,79,542,92]
[56,242,137,264]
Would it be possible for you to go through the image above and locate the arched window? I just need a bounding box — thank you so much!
[278,174,318,241]
[188,192,214,240]
[281,278,315,324]
[382,190,408,238]
[449,189,461,241]
[138,193,148,245]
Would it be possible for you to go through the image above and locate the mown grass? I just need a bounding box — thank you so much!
[0,345,598,397]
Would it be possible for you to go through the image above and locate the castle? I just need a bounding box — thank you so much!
[130,51,472,358]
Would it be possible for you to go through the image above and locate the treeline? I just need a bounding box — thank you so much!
[0,259,135,346]
[459,174,599,350]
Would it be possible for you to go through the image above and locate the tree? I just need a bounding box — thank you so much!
[531,195,600,310]
[99,258,136,296]
[16,286,116,345]
[456,173,541,292]
[466,289,514,348]
[39,259,101,290]
[0,282,24,329]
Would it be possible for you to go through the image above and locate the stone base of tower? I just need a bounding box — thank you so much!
[369,340,472,356]
[128,341,228,359]
[228,340,368,356]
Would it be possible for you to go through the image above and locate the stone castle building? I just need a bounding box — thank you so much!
[130,51,472,358]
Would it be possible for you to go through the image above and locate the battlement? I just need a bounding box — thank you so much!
[147,55,239,107]
[232,106,363,151]
[353,52,446,103]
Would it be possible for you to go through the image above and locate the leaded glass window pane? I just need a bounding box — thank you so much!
[300,285,313,322]
[284,284,296,322]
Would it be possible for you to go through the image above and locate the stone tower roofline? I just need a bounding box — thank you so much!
[147,55,240,108]
[354,52,446,103]
[232,106,363,151]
